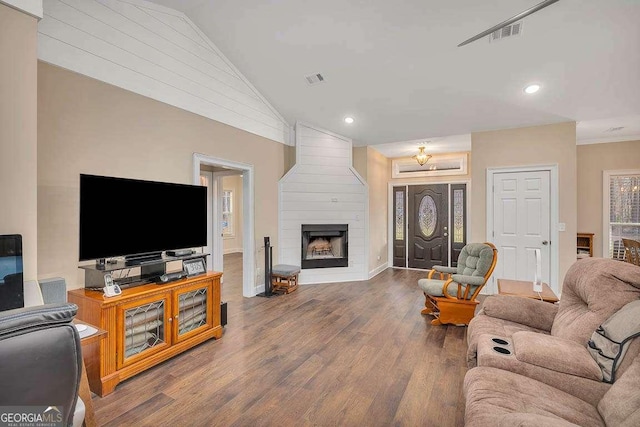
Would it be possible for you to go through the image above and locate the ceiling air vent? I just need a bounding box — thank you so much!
[604,127,625,133]
[489,21,523,42]
[305,73,326,86]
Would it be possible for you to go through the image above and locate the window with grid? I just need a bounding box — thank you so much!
[222,190,233,236]
[607,172,640,259]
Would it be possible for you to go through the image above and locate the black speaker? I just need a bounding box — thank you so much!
[221,301,227,326]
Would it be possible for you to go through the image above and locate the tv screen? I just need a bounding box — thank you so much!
[0,234,24,311]
[79,174,207,261]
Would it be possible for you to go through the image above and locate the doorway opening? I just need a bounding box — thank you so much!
[193,153,255,298]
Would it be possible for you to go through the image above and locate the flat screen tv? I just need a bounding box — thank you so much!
[0,234,24,312]
[79,174,207,261]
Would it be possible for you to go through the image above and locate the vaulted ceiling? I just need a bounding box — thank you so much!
[149,0,640,155]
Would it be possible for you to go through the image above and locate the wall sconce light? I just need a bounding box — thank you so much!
[413,146,432,166]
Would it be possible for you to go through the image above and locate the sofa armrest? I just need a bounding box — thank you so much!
[512,331,602,381]
[481,295,558,332]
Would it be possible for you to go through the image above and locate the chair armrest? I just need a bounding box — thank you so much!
[512,331,602,381]
[451,274,485,286]
[481,295,558,332]
[433,265,458,274]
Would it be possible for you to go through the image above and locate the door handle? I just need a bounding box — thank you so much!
[444,233,448,237]
[542,240,549,245]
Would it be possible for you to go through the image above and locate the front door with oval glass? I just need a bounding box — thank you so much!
[408,185,448,269]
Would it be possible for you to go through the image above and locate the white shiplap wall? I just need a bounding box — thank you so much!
[37,0,290,144]
[279,122,368,284]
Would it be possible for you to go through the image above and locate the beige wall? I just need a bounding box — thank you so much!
[366,147,390,274]
[471,122,577,289]
[0,5,38,280]
[38,62,286,289]
[353,146,391,274]
[222,174,244,253]
[352,146,368,179]
[577,140,640,257]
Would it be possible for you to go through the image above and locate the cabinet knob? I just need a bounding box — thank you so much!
[168,317,173,322]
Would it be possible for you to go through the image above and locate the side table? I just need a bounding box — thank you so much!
[74,319,108,427]
[497,279,559,303]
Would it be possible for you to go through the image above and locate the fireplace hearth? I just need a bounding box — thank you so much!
[301,224,348,269]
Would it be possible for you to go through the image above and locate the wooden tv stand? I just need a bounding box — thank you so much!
[68,272,223,397]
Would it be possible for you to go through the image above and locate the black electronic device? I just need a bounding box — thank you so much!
[0,234,24,311]
[221,301,227,326]
[79,174,207,262]
[166,249,195,257]
[183,257,206,277]
[159,271,186,283]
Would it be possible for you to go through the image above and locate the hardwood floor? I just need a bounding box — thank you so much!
[93,262,469,427]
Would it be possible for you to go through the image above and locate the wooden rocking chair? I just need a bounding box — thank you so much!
[418,242,498,326]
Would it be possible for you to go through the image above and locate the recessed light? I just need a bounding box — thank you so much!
[524,84,541,94]
[344,117,354,124]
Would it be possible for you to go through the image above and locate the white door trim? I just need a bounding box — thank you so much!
[387,179,472,270]
[193,153,256,297]
[486,164,559,293]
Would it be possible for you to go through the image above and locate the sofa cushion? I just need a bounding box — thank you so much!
[598,351,640,427]
[464,367,604,427]
[551,258,640,345]
[512,331,602,380]
[588,299,640,383]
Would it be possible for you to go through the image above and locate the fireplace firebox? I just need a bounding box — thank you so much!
[301,224,348,269]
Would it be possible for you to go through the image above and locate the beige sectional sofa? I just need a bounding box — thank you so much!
[463,258,640,426]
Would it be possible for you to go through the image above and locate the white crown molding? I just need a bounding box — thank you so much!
[1,0,42,19]
[577,134,640,145]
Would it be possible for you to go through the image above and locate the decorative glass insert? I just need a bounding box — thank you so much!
[609,174,640,259]
[395,191,404,240]
[124,300,165,358]
[419,195,437,237]
[453,189,464,243]
[178,287,208,336]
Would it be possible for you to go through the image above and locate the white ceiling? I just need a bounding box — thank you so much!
[149,0,640,157]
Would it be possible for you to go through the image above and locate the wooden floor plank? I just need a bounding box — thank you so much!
[93,254,469,426]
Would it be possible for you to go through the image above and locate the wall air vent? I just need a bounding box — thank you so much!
[489,21,523,42]
[305,73,326,85]
[604,127,625,133]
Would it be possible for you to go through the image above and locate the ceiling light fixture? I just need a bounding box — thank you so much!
[524,84,541,94]
[413,146,432,166]
[344,117,354,124]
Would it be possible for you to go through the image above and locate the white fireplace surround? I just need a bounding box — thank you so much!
[279,122,368,284]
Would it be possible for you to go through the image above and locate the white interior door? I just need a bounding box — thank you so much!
[491,170,551,292]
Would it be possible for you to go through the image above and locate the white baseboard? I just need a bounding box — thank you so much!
[368,262,389,279]
[223,248,243,255]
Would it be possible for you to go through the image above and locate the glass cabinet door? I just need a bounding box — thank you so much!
[117,293,171,369]
[173,281,213,344]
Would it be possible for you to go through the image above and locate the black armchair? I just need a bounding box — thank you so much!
[0,303,83,426]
